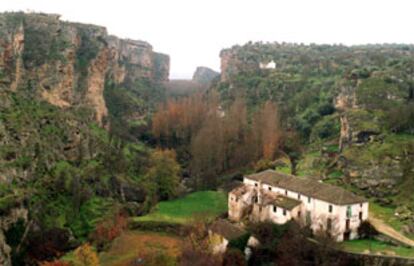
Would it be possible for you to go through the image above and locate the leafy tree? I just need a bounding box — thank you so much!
[146,149,181,201]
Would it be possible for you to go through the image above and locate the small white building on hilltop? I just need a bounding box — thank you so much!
[228,170,369,242]
[259,60,276,69]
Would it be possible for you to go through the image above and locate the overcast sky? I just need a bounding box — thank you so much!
[1,0,413,79]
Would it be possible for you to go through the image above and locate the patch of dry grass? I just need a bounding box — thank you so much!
[99,230,183,266]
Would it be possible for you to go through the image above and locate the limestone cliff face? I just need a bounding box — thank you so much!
[0,12,170,126]
[335,82,363,150]
[106,37,170,83]
[192,66,219,85]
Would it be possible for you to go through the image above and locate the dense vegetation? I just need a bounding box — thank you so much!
[2,12,414,265]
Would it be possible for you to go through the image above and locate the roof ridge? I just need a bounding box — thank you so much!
[246,170,367,205]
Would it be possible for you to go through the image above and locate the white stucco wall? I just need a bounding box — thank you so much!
[228,188,256,221]
[267,204,303,224]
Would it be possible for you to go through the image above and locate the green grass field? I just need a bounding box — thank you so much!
[134,191,228,224]
[342,239,414,258]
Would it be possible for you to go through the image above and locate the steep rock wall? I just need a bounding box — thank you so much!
[0,12,170,126]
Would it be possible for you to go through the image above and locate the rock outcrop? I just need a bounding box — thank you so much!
[0,12,170,126]
[192,66,219,85]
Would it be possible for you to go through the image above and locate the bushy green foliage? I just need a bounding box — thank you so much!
[144,149,181,201]
[310,114,340,142]
[356,77,406,109]
[228,233,250,251]
[104,77,166,140]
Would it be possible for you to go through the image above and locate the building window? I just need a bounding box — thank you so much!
[360,203,363,208]
[346,206,352,218]
[359,211,363,220]
[259,206,262,212]
[285,190,288,196]
[306,211,311,226]
[255,196,258,203]
[298,194,301,200]
[255,183,258,187]
[308,197,311,203]
[298,211,301,218]
[273,206,277,212]
[268,187,272,191]
[283,209,287,216]
[329,205,333,213]
[327,218,332,231]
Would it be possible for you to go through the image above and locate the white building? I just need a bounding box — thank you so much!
[228,170,369,242]
[259,60,276,69]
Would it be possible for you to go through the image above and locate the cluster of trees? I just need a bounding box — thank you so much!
[151,92,282,188]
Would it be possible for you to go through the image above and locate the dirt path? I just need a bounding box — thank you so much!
[369,215,414,247]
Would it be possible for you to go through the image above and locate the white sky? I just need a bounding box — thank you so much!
[1,0,413,79]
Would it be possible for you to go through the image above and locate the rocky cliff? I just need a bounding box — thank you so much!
[192,66,219,85]
[0,12,169,126]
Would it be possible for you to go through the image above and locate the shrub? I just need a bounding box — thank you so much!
[358,221,378,239]
[73,244,99,266]
[228,233,250,251]
[90,213,128,251]
[310,114,340,142]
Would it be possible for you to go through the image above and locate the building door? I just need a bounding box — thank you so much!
[343,231,351,241]
[345,219,350,231]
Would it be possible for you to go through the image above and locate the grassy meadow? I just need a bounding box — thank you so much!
[134,191,228,224]
[342,239,414,258]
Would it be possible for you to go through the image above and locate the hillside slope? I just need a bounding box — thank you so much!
[0,12,170,265]
[215,42,414,235]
